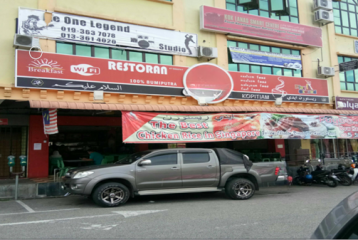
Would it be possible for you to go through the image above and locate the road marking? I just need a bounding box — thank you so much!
[80,223,122,231]
[16,200,35,213]
[112,209,167,218]
[0,213,119,227]
[0,210,167,226]
[0,208,80,216]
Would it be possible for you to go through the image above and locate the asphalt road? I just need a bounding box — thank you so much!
[0,185,357,239]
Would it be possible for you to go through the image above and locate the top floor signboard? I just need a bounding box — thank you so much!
[200,6,322,48]
[17,8,198,57]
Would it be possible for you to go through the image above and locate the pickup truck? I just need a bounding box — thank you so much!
[62,148,286,207]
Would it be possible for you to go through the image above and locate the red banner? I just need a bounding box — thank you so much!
[123,112,358,143]
[200,6,322,48]
[15,50,328,103]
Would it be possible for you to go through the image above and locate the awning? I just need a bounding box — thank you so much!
[29,100,358,115]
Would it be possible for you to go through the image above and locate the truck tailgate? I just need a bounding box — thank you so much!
[251,161,287,184]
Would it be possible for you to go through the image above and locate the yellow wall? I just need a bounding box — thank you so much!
[55,0,173,29]
[0,0,38,86]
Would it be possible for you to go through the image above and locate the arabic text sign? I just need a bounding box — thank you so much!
[18,8,198,57]
[123,112,358,143]
[229,47,302,69]
[336,96,358,111]
[229,72,329,103]
[15,50,329,103]
[200,6,322,47]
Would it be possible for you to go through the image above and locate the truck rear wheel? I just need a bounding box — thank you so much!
[225,178,255,200]
[92,182,130,207]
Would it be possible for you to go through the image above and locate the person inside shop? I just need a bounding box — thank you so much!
[81,149,103,165]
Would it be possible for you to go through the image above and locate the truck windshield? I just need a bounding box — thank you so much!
[116,151,152,164]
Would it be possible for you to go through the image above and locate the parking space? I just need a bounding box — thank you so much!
[0,186,357,239]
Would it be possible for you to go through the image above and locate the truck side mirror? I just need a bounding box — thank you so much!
[139,159,151,166]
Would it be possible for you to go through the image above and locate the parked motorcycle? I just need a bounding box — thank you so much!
[332,164,352,186]
[308,160,338,188]
[347,161,358,184]
[294,162,313,186]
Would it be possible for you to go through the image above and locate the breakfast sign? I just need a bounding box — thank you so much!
[122,112,358,143]
[15,50,329,104]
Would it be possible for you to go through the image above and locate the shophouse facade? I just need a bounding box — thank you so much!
[0,0,357,179]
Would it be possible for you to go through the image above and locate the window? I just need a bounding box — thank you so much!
[226,0,299,23]
[182,152,210,164]
[228,40,302,77]
[336,216,358,239]
[339,56,358,91]
[333,0,358,37]
[147,153,177,165]
[56,42,173,65]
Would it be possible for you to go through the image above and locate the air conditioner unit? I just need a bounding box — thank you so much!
[198,46,218,59]
[313,0,333,11]
[13,34,40,49]
[314,10,334,23]
[317,66,335,77]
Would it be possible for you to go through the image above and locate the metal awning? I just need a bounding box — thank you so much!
[29,100,357,115]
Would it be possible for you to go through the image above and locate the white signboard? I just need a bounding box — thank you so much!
[18,8,198,57]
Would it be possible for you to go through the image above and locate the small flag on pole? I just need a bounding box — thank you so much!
[42,109,58,135]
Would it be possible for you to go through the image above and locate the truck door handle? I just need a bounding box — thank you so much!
[171,166,180,170]
[207,165,213,168]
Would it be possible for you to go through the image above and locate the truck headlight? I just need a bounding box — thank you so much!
[73,171,94,179]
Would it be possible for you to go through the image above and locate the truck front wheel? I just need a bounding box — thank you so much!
[92,182,130,207]
[225,178,255,200]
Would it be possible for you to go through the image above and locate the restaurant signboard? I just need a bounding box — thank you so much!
[15,50,328,103]
[122,112,358,143]
[200,5,322,48]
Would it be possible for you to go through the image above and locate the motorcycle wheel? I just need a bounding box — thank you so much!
[339,175,353,186]
[326,177,338,188]
[293,177,304,186]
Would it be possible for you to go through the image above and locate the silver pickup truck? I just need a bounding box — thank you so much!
[62,148,286,207]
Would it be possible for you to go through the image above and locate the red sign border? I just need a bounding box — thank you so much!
[200,5,323,48]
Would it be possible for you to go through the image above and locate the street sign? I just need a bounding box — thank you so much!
[339,60,358,72]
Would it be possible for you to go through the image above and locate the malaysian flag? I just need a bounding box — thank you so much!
[42,109,58,135]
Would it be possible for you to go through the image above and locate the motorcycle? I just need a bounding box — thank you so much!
[331,164,352,186]
[294,161,313,186]
[308,160,338,188]
[347,160,358,184]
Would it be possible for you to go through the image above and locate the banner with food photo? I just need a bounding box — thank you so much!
[122,111,262,143]
[122,112,358,143]
[261,113,358,139]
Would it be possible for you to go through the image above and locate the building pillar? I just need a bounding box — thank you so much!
[28,115,49,178]
[274,139,285,157]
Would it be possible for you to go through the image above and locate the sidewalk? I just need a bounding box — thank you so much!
[0,177,66,199]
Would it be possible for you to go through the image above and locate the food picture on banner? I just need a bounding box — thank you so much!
[212,114,261,141]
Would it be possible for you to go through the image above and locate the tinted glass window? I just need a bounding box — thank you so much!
[337,217,358,239]
[148,153,177,165]
[183,153,210,164]
[226,0,299,23]
[55,42,173,65]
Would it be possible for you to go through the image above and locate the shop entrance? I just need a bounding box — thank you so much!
[0,126,28,178]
